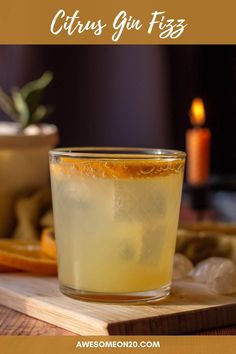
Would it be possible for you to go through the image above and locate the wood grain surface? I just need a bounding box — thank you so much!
[1,273,236,335]
[1,305,236,336]
[0,305,75,335]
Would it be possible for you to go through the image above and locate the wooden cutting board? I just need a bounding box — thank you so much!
[0,273,236,335]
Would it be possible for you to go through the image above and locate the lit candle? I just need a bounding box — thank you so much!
[186,98,211,186]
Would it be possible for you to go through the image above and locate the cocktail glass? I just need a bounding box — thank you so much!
[49,148,185,303]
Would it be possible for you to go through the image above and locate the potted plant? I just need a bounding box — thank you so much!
[0,72,59,238]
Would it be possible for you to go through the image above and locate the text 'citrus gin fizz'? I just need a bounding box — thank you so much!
[50,148,185,303]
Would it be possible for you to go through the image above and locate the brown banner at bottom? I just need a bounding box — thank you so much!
[0,336,236,354]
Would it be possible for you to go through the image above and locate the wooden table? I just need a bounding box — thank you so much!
[1,195,236,336]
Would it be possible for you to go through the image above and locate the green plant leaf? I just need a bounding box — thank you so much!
[0,88,18,121]
[21,71,53,98]
[11,89,30,128]
[0,71,54,129]
[31,105,54,123]
[20,71,53,116]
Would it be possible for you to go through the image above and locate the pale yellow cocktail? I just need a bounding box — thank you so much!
[50,148,185,302]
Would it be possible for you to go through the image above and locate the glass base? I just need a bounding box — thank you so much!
[60,283,171,304]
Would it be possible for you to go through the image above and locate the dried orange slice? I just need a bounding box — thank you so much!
[0,264,19,273]
[40,228,57,260]
[0,240,57,275]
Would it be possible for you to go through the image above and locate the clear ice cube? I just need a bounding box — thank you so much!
[191,257,235,283]
[209,265,236,295]
[139,224,166,265]
[191,257,236,294]
[113,179,166,222]
[114,220,143,262]
[172,253,193,280]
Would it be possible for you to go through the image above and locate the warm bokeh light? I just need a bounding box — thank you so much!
[190,97,206,126]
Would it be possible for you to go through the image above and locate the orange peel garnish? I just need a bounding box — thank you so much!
[40,228,57,260]
[51,158,184,179]
[0,240,57,275]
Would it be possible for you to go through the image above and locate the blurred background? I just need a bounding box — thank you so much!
[0,45,235,175]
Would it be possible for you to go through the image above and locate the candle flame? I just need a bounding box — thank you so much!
[190,97,205,126]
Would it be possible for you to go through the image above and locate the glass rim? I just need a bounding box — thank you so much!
[49,147,186,160]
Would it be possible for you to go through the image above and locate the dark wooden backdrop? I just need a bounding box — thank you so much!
[0,45,235,174]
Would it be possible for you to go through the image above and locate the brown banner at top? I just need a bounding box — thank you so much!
[0,0,235,44]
